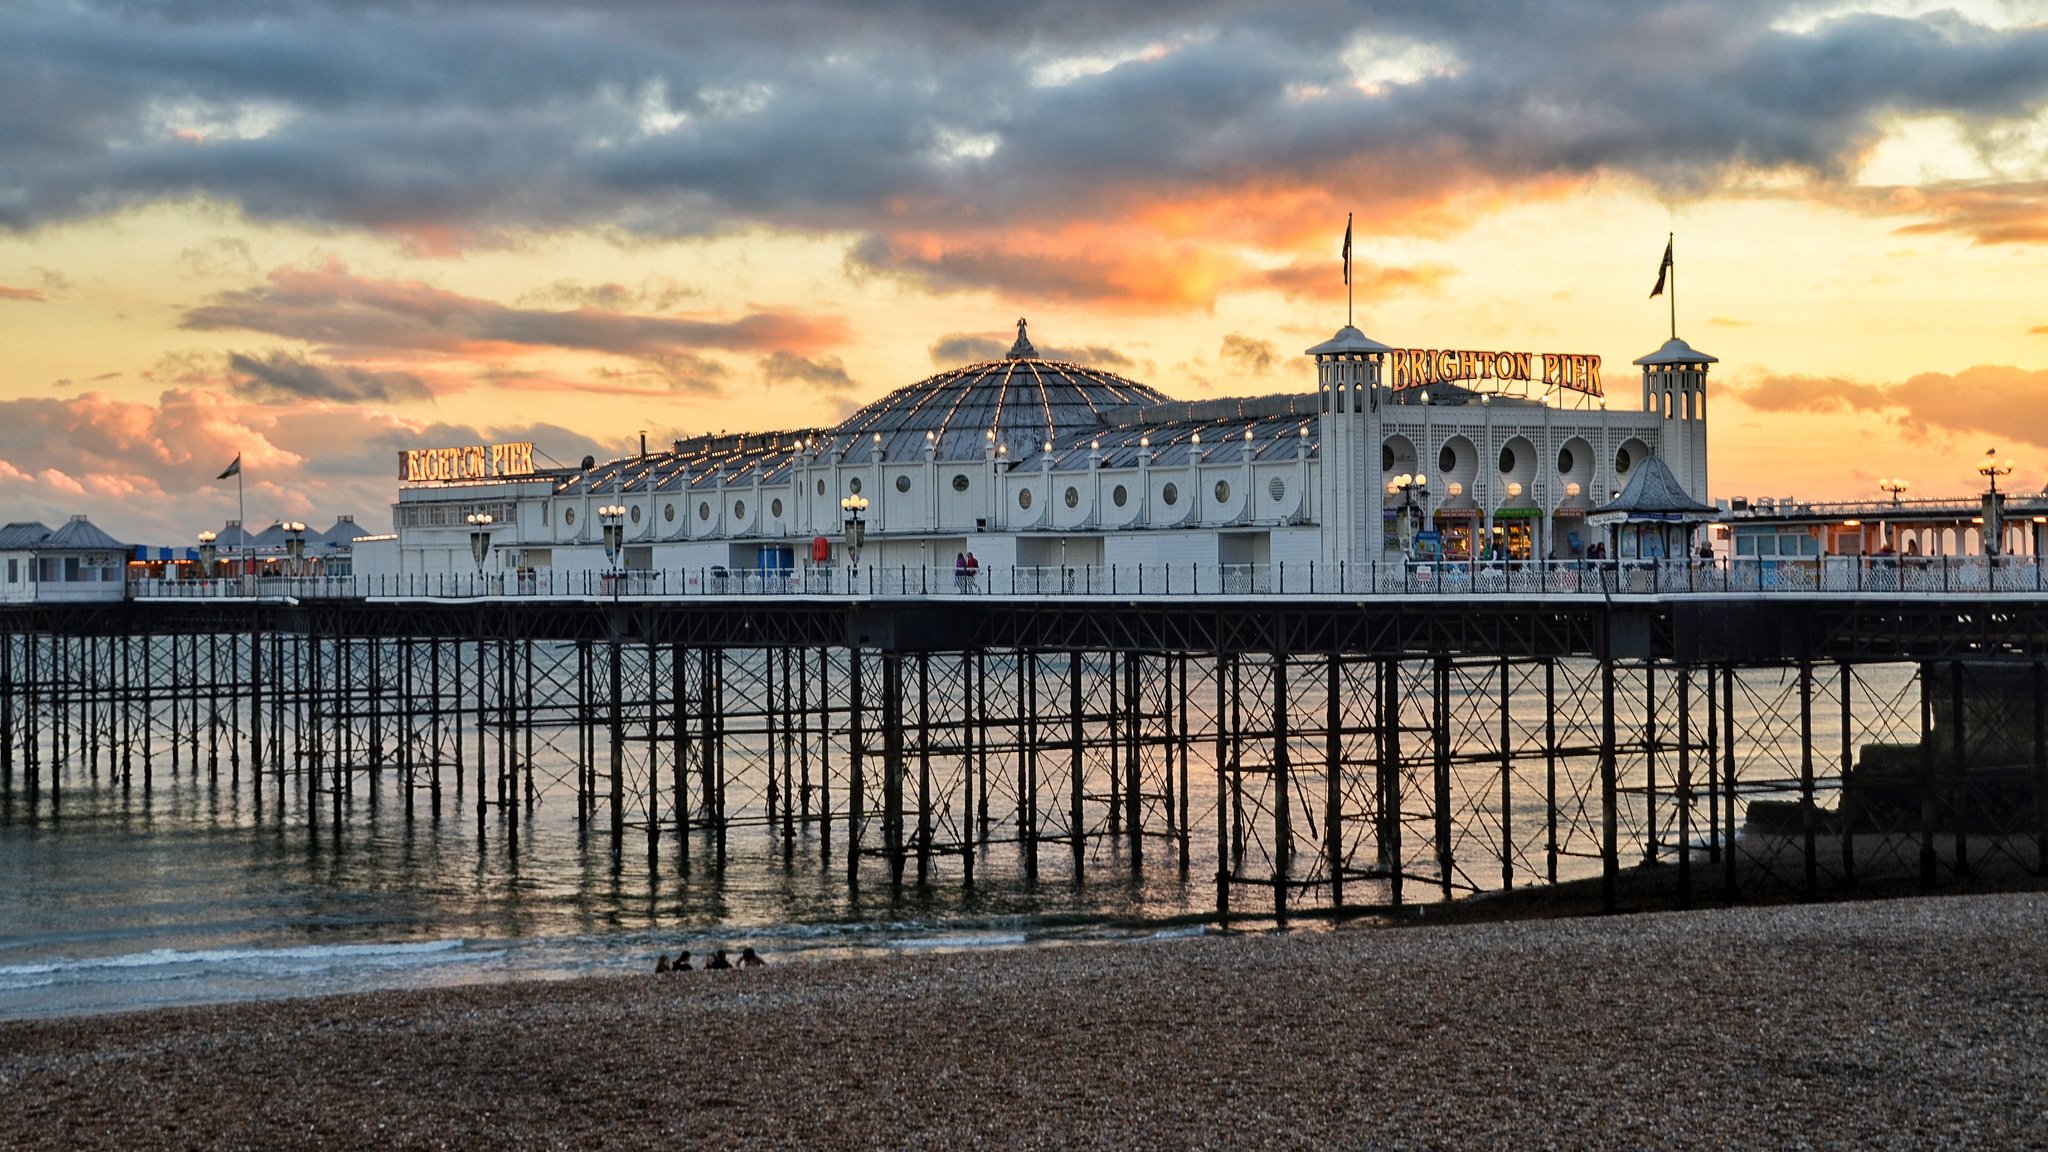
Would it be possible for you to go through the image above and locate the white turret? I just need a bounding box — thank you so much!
[1308,325,1394,566]
[1632,337,1716,503]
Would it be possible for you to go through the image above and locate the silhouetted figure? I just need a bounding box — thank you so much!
[673,950,693,972]
[706,948,733,970]
[655,954,670,974]
[739,946,765,968]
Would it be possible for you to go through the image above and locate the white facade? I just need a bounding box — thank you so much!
[0,516,128,604]
[384,322,1714,579]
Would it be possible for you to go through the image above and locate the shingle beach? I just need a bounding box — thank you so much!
[3,893,2043,1150]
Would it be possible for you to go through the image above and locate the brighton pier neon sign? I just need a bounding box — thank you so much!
[1387,348,1603,398]
[400,441,536,483]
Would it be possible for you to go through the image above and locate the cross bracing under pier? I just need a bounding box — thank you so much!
[4,593,2047,919]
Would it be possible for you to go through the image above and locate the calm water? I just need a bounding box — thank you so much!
[0,762,1227,1019]
[0,651,1913,1020]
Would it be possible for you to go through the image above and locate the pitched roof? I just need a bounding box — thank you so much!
[44,515,125,550]
[1590,455,1718,519]
[1632,337,1718,366]
[0,521,52,550]
[1305,325,1394,357]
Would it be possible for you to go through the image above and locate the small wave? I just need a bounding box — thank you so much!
[891,933,1029,950]
[0,938,470,979]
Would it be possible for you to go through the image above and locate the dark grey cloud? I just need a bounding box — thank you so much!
[516,275,697,312]
[1,1,2045,302]
[228,349,430,403]
[760,350,857,392]
[1219,332,1277,374]
[180,260,844,359]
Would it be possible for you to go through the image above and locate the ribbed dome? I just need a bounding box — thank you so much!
[825,322,1166,463]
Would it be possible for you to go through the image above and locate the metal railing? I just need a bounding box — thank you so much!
[123,555,2048,602]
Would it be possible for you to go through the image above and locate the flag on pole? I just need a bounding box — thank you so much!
[1341,213,1353,286]
[216,454,241,480]
[1649,237,1673,298]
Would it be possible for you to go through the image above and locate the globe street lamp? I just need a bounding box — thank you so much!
[465,511,495,574]
[196,530,217,578]
[1878,477,1910,506]
[1387,472,1428,554]
[282,520,307,577]
[598,504,628,569]
[840,493,869,577]
[1977,451,2015,557]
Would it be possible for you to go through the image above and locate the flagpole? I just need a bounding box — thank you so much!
[1668,231,1676,341]
[238,466,246,576]
[1345,212,1354,328]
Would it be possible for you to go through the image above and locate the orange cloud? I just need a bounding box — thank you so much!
[0,285,46,301]
[1733,365,2048,450]
[1844,180,2048,246]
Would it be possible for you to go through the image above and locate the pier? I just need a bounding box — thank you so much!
[5,563,2048,921]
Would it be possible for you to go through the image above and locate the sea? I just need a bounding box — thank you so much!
[0,764,1224,1021]
[0,655,1898,1021]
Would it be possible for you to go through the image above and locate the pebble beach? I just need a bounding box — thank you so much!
[3,892,2044,1150]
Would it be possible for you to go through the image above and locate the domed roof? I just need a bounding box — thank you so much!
[825,319,1168,463]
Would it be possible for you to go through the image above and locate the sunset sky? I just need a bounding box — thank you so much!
[3,0,2047,543]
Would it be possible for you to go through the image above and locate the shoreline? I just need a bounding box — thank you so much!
[4,890,2044,1149]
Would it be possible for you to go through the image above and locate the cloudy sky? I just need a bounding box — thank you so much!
[3,0,2047,542]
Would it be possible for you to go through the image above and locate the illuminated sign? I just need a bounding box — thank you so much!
[1388,349,1603,398]
[400,442,536,483]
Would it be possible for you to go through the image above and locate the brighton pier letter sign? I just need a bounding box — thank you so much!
[400,442,537,483]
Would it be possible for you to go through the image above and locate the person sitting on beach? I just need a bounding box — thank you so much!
[706,948,733,970]
[673,950,692,972]
[739,946,765,968]
[655,954,670,974]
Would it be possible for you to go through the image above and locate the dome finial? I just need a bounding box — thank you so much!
[1006,317,1037,360]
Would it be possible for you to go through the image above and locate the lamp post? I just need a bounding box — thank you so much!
[465,512,494,575]
[1877,479,1909,553]
[839,494,869,580]
[598,504,627,569]
[197,530,216,579]
[1388,472,1428,554]
[1977,451,2014,557]
[282,520,307,577]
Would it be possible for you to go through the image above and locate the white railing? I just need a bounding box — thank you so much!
[124,556,2048,602]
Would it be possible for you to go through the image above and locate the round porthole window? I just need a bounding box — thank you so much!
[952,474,970,493]
[1439,445,1456,473]
[1382,444,1395,472]
[564,508,576,526]
[663,503,675,523]
[1615,447,1633,474]
[698,502,710,521]
[816,479,826,496]
[895,475,911,494]
[1112,484,1128,507]
[1064,486,1080,508]
[733,500,745,519]
[1019,488,1033,510]
[1162,482,1179,506]
[1557,447,1575,475]
[1269,477,1285,501]
[630,505,642,524]
[771,498,783,518]
[1499,445,1517,474]
[1214,480,1231,503]
[848,477,863,495]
